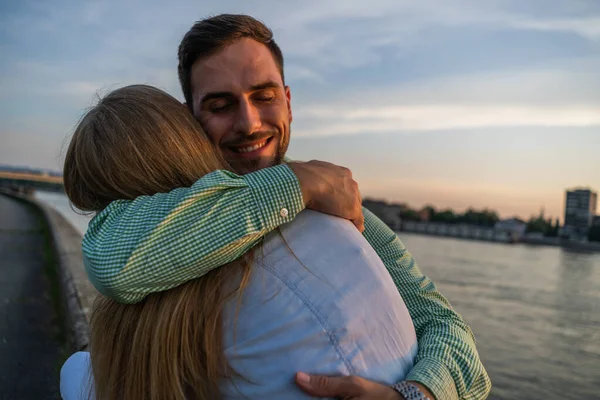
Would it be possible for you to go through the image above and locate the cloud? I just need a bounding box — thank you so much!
[2,0,600,170]
[291,59,600,136]
[295,104,600,137]
[512,17,600,40]
[285,65,325,83]
[269,0,600,71]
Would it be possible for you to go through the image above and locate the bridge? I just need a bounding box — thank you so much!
[0,171,64,195]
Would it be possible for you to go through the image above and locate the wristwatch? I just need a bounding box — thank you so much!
[391,381,432,400]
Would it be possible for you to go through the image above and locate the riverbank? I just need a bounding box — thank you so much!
[398,221,600,253]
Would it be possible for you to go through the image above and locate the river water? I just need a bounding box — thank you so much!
[35,191,600,400]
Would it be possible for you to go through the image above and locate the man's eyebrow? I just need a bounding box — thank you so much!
[248,80,282,91]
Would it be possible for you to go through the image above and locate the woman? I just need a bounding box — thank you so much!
[60,85,417,399]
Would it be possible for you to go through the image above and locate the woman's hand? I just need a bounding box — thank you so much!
[295,372,404,399]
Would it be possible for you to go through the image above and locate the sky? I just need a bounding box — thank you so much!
[1,0,599,220]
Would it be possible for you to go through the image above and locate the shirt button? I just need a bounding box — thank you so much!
[280,208,289,218]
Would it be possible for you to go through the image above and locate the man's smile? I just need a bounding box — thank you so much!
[225,137,275,158]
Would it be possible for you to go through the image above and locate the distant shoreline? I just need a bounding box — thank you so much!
[396,226,600,253]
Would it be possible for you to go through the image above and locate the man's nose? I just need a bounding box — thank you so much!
[234,99,261,135]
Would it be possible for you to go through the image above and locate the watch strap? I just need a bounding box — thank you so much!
[391,381,432,400]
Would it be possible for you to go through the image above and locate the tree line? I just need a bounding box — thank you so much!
[364,199,563,237]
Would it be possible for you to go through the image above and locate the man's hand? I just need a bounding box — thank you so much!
[288,160,364,232]
[295,373,403,399]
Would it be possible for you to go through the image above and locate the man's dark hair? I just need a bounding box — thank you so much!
[178,14,285,109]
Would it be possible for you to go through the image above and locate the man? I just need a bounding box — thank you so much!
[83,14,491,400]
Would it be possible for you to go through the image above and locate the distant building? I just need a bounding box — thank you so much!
[594,215,600,227]
[562,188,597,241]
[494,218,527,242]
[362,199,404,230]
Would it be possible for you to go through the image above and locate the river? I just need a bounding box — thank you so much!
[35,191,600,400]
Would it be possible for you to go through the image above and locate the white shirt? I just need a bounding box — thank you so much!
[61,210,417,399]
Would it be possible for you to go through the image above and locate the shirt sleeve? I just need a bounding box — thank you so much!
[82,164,305,304]
[361,208,492,400]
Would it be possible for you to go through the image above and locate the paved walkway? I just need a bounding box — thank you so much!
[0,194,64,399]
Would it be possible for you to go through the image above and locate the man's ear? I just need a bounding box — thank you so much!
[285,85,293,123]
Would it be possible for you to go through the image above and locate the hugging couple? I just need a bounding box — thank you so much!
[60,14,491,400]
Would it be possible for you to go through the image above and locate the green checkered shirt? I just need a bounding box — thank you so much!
[82,164,491,400]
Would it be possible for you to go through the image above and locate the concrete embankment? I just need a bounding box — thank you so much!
[1,192,98,353]
[34,196,98,350]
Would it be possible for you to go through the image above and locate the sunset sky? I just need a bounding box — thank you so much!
[2,0,599,221]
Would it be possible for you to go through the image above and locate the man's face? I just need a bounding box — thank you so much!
[190,38,292,174]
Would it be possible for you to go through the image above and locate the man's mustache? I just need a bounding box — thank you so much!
[221,131,278,147]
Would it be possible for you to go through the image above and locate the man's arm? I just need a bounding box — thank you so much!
[82,162,361,303]
[361,208,491,400]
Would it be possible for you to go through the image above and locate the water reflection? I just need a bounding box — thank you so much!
[35,191,92,235]
[557,249,595,321]
[399,233,600,400]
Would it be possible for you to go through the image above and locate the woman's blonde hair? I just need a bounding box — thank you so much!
[64,84,252,399]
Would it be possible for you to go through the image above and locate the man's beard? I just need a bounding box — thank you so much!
[226,129,289,175]
[228,145,284,174]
